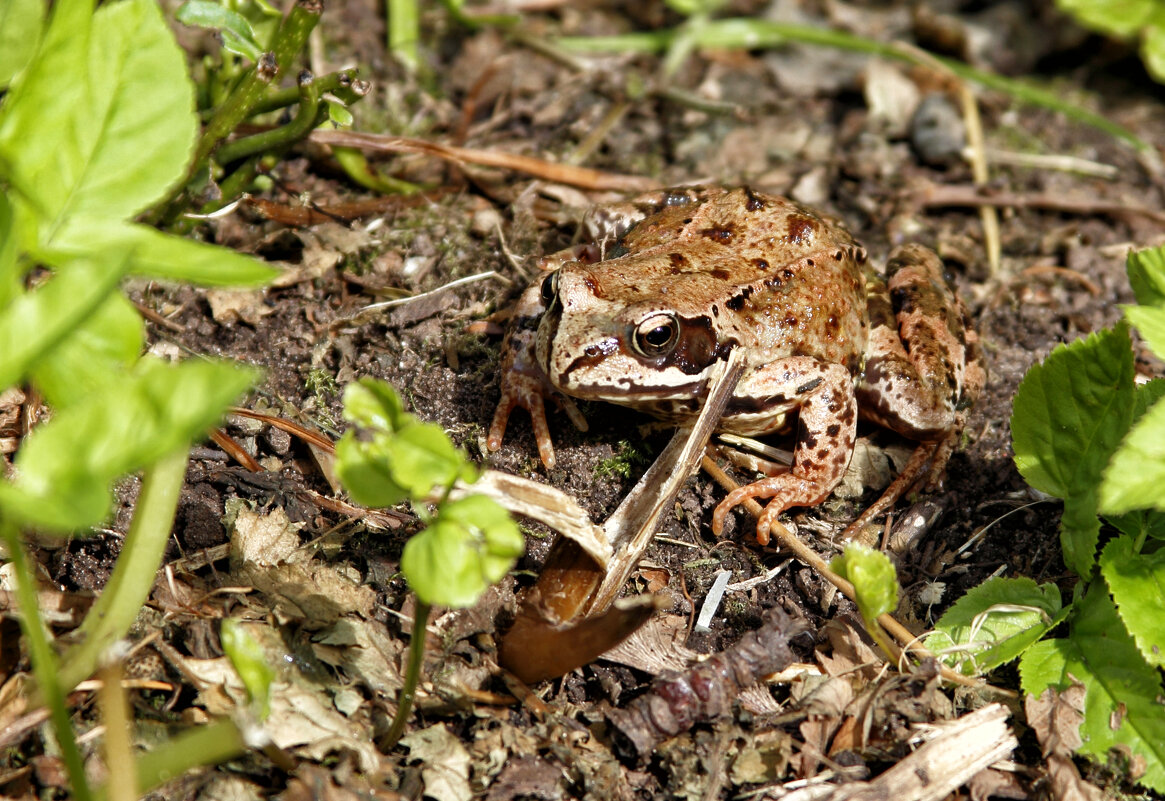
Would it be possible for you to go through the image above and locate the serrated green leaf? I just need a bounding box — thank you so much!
[1127,246,1165,308]
[1124,305,1165,362]
[830,544,898,626]
[29,293,143,407]
[1099,536,1165,668]
[1019,582,1165,791]
[220,619,274,718]
[176,0,263,62]
[0,0,195,232]
[50,220,278,287]
[334,431,408,509]
[401,495,523,607]
[927,577,1064,676]
[1101,396,1165,515]
[0,256,128,392]
[342,378,411,433]
[0,357,256,530]
[1011,325,1136,575]
[0,0,45,88]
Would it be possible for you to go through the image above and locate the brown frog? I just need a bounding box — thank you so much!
[487,186,984,544]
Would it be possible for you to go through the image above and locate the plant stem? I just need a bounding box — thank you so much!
[243,67,364,117]
[132,718,247,795]
[0,521,93,801]
[96,659,137,801]
[214,72,323,165]
[270,0,323,78]
[378,599,430,750]
[58,448,189,693]
[386,0,420,72]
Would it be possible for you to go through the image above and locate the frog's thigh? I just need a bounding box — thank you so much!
[740,358,858,492]
[859,244,968,438]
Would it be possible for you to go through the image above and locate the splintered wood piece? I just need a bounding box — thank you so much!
[497,351,746,682]
[781,703,1017,801]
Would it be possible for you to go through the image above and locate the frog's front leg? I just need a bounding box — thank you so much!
[487,279,585,470]
[712,358,859,545]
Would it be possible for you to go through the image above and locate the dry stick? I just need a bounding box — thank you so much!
[916,183,1165,225]
[699,455,999,692]
[310,129,661,192]
[893,42,1000,276]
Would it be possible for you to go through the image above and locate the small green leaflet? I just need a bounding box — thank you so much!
[176,0,264,62]
[830,544,898,627]
[401,495,525,608]
[1019,582,1165,792]
[221,619,275,719]
[927,577,1064,676]
[1011,324,1135,576]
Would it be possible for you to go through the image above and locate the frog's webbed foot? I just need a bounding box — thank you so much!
[712,476,831,545]
[488,373,587,471]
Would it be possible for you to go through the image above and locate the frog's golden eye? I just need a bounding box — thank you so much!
[540,272,559,304]
[632,313,680,358]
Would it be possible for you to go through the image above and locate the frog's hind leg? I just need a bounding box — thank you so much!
[839,436,947,538]
[711,360,858,546]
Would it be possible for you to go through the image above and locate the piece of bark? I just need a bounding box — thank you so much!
[604,607,805,763]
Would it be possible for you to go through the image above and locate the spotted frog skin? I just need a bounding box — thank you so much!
[487,186,984,543]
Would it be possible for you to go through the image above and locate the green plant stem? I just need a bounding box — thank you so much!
[131,718,247,796]
[387,0,420,72]
[96,660,136,801]
[242,67,363,117]
[270,0,322,76]
[379,599,430,750]
[195,53,280,176]
[554,18,1153,156]
[215,74,322,165]
[58,448,189,693]
[0,521,93,801]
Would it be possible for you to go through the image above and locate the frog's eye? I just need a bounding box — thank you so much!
[540,272,559,304]
[632,313,680,358]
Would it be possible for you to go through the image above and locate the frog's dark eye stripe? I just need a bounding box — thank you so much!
[540,272,559,304]
[632,313,680,358]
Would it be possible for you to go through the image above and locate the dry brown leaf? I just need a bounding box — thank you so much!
[205,288,274,326]
[229,505,305,569]
[401,724,472,801]
[1026,685,1105,801]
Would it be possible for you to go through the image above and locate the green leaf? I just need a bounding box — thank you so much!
[0,0,45,88]
[0,0,196,232]
[220,619,274,718]
[50,220,278,287]
[29,293,143,407]
[1055,0,1155,40]
[384,423,477,501]
[342,378,411,433]
[1101,395,1165,515]
[1099,536,1165,668]
[1019,582,1165,791]
[334,431,408,509]
[176,0,264,62]
[1143,24,1165,82]
[0,256,128,393]
[401,495,524,607]
[1124,305,1165,362]
[927,577,1064,676]
[830,544,898,626]
[1127,246,1165,308]
[0,358,256,530]
[1011,325,1135,575]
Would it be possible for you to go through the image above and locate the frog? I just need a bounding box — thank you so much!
[486,186,984,545]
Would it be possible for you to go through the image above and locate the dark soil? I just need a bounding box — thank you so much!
[11,0,1165,799]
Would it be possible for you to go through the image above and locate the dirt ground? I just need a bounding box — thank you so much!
[15,0,1165,798]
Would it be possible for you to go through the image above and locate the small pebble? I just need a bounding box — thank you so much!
[911,93,966,167]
